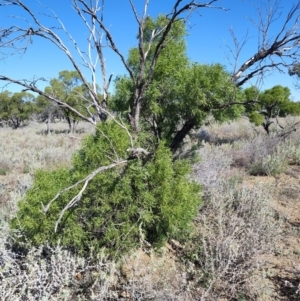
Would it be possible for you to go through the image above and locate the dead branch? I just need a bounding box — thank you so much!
[0,75,96,125]
[41,159,128,232]
[231,0,300,87]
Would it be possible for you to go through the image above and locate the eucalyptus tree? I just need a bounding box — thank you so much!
[45,70,92,133]
[34,94,62,134]
[0,91,34,128]
[244,85,300,134]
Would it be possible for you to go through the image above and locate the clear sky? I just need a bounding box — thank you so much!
[0,0,300,100]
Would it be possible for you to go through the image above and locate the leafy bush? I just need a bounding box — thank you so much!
[10,121,201,256]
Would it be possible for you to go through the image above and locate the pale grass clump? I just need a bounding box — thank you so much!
[284,130,300,165]
[0,121,94,220]
[193,143,238,190]
[0,237,193,301]
[231,134,290,175]
[0,236,118,300]
[192,143,279,300]
[193,181,278,300]
[198,118,257,145]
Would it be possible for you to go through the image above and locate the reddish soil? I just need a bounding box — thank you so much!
[253,165,300,300]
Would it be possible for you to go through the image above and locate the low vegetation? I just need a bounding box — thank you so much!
[10,121,201,257]
[1,1,300,300]
[1,118,300,300]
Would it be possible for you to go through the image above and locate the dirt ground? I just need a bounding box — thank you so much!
[250,165,300,300]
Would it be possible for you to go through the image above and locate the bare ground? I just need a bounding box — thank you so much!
[247,166,300,300]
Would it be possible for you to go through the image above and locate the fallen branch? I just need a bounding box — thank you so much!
[42,144,152,232]
[41,159,128,232]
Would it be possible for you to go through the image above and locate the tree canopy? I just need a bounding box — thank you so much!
[112,16,244,151]
[244,85,300,134]
[0,91,34,129]
[2,0,300,257]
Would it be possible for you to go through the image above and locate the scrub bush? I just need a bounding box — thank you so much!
[10,121,201,256]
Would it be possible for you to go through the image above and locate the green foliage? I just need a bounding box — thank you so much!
[247,111,264,126]
[44,70,97,130]
[34,94,61,123]
[0,91,35,128]
[244,85,300,133]
[184,64,244,124]
[112,16,244,148]
[11,121,201,256]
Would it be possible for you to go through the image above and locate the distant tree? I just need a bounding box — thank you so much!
[0,91,11,126]
[45,70,91,133]
[34,95,62,134]
[0,91,34,129]
[244,85,300,134]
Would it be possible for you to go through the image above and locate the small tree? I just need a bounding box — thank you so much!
[244,85,300,134]
[45,70,92,133]
[11,121,201,256]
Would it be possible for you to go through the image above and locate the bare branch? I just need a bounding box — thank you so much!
[223,28,250,75]
[0,75,96,124]
[0,0,103,112]
[41,159,128,232]
[231,0,300,86]
[77,0,136,83]
[236,62,286,87]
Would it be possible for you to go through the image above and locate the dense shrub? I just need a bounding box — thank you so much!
[10,121,201,256]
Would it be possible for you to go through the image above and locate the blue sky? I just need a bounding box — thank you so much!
[1,0,300,100]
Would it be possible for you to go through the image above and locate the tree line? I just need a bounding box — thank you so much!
[0,70,97,132]
[1,67,300,137]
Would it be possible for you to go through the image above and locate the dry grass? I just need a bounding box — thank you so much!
[0,118,299,300]
[197,118,258,145]
[192,143,279,300]
[0,121,94,220]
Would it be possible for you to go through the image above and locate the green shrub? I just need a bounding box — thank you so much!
[10,121,201,256]
[0,168,6,176]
